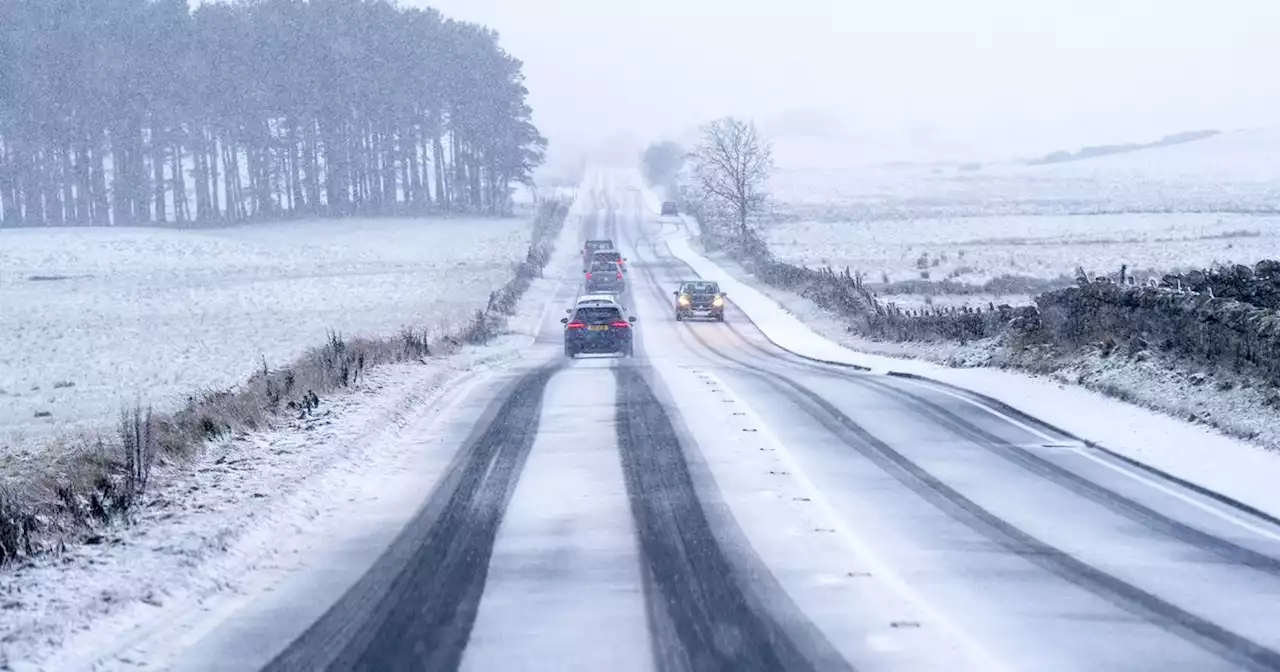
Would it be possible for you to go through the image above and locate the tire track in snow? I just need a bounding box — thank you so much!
[617,195,1280,670]
[683,337,1280,671]
[613,365,847,672]
[261,364,559,672]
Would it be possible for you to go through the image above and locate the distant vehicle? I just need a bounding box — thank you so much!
[674,279,726,322]
[588,249,626,272]
[585,261,626,294]
[562,304,635,358]
[660,201,679,216]
[582,239,615,267]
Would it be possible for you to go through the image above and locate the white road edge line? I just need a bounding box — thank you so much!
[697,368,1013,672]
[893,376,1280,544]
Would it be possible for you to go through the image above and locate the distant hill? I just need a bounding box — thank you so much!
[1028,130,1221,166]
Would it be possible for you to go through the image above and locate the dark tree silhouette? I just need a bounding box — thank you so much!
[0,0,545,228]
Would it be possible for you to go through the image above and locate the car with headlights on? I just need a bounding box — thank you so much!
[562,304,636,357]
[674,279,726,321]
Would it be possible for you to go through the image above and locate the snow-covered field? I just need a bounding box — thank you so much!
[767,212,1280,283]
[768,128,1280,219]
[0,217,530,452]
[762,128,1280,309]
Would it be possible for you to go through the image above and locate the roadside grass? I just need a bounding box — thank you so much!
[0,199,569,567]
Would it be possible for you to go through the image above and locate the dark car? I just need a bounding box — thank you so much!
[585,261,626,294]
[582,239,615,268]
[674,279,726,321]
[588,249,626,273]
[660,201,679,216]
[562,305,636,357]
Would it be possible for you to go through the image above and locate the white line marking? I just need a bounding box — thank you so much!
[894,376,1280,543]
[697,369,1012,672]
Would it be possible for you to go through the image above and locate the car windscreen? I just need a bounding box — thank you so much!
[573,307,622,324]
[681,282,718,294]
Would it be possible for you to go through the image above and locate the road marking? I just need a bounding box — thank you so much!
[695,368,1012,672]
[894,376,1280,544]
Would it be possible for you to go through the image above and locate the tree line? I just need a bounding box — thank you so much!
[0,0,545,228]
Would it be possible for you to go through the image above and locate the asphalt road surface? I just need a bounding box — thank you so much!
[249,170,1280,672]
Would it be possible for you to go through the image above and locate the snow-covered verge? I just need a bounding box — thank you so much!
[664,227,1280,522]
[0,216,530,453]
[0,201,576,670]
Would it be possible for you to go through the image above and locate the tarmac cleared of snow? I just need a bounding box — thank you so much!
[0,217,530,454]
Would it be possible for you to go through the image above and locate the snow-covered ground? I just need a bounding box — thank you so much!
[768,127,1280,219]
[664,226,1280,524]
[766,212,1280,306]
[0,205,580,671]
[0,217,530,453]
[761,128,1280,310]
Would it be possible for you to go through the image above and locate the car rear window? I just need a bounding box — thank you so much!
[593,251,621,260]
[682,281,718,293]
[574,307,622,324]
[586,241,613,251]
[590,261,619,272]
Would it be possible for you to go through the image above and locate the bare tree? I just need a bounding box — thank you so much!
[690,117,773,240]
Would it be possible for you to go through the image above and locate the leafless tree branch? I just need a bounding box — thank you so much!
[690,117,773,240]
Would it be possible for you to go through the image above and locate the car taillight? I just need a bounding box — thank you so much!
[585,272,592,279]
[567,322,585,329]
[616,272,623,279]
[611,321,630,328]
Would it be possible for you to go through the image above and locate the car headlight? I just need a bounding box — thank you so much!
[712,295,724,307]
[678,295,690,306]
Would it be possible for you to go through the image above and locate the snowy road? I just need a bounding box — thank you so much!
[185,171,1280,671]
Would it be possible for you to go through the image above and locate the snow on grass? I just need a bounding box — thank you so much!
[0,204,577,670]
[666,226,1280,522]
[768,128,1280,219]
[0,344,526,672]
[0,217,529,453]
[758,128,1280,311]
[766,212,1280,288]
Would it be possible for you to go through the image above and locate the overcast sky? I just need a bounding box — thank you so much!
[416,0,1280,161]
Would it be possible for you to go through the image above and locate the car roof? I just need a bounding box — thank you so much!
[591,249,621,255]
[576,294,618,304]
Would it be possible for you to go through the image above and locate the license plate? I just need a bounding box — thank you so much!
[588,325,609,331]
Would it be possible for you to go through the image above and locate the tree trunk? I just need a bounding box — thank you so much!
[0,138,17,227]
[304,119,321,211]
[60,144,77,224]
[192,126,209,221]
[289,119,304,214]
[22,142,45,226]
[172,141,188,223]
[208,129,221,220]
[152,127,166,223]
[431,125,446,209]
[75,134,93,225]
[90,137,110,226]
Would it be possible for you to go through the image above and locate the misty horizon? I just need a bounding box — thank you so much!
[419,0,1280,164]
